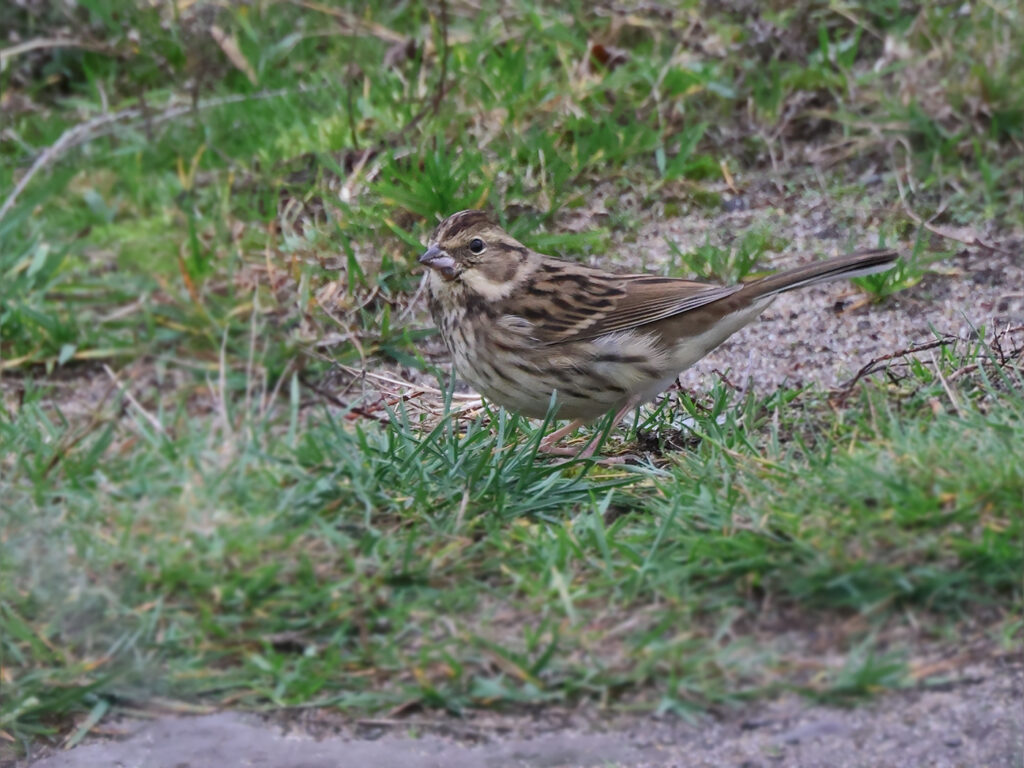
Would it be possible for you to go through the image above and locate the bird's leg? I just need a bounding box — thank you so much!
[573,401,636,459]
[537,418,586,454]
[537,401,638,459]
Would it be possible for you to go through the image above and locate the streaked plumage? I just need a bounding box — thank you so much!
[420,210,897,452]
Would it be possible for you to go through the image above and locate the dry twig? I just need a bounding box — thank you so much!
[833,335,959,396]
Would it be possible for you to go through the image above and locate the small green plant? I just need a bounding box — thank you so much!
[852,232,935,300]
[665,227,789,283]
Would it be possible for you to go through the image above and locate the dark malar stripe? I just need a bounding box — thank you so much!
[463,292,497,319]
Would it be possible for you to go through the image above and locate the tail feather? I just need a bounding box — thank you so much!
[744,249,899,298]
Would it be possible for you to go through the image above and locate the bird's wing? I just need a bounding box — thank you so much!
[507,264,741,345]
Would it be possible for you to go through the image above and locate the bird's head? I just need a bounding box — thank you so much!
[419,210,532,291]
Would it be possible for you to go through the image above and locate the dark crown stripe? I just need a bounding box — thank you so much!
[437,210,492,240]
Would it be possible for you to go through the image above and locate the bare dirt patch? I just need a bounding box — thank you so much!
[18,657,1023,768]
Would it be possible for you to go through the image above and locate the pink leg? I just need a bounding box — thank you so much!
[538,401,638,459]
[538,418,586,453]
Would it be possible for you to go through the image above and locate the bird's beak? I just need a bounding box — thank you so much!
[418,245,458,280]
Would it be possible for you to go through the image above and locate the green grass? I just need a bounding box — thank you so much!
[2,0,1023,752]
[4,347,1022,740]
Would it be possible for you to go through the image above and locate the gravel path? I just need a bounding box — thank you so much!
[20,659,1023,768]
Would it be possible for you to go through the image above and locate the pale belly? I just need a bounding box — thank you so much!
[450,299,774,422]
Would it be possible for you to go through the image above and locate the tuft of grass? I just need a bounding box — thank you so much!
[665,226,789,283]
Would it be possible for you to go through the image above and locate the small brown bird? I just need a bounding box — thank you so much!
[420,210,897,457]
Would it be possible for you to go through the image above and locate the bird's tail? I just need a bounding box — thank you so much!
[746,249,899,298]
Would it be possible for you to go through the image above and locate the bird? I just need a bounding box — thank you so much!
[419,209,898,457]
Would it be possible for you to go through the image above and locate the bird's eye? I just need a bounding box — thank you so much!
[468,238,485,254]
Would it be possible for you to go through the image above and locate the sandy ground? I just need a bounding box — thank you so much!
[618,186,1024,396]
[19,657,1023,768]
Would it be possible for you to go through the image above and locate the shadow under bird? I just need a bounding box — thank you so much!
[419,210,898,458]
